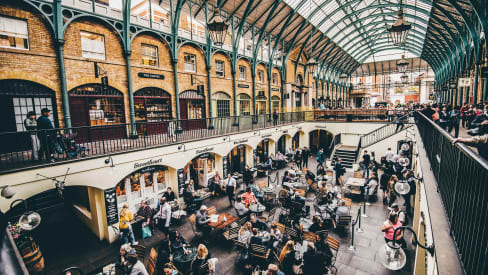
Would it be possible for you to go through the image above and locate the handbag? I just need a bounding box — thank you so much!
[142,225,152,239]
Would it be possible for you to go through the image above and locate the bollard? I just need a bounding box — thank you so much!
[349,207,362,251]
[362,197,368,218]
[357,206,364,233]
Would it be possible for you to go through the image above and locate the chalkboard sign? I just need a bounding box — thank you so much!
[253,149,257,167]
[223,155,229,177]
[104,187,119,225]
[177,168,185,196]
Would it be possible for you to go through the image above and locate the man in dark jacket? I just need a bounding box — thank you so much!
[361,150,371,178]
[302,147,310,168]
[334,158,345,185]
[37,108,55,162]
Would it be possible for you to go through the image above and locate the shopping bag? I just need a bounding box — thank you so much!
[142,225,152,239]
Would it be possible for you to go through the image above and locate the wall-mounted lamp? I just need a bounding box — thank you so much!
[178,144,186,151]
[104,156,114,167]
[1,185,15,199]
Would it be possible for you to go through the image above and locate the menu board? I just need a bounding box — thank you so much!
[177,168,185,196]
[223,155,229,177]
[104,187,119,225]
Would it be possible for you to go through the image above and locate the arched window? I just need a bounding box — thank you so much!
[271,95,280,112]
[134,87,172,122]
[212,92,231,117]
[237,93,251,116]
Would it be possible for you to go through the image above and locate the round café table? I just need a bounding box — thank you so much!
[249,203,266,215]
[173,247,197,274]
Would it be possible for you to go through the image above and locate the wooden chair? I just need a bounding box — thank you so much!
[237,216,248,226]
[342,198,352,207]
[145,257,156,275]
[149,247,157,263]
[295,189,306,197]
[354,171,363,178]
[337,215,352,230]
[273,223,286,236]
[250,244,271,261]
[266,207,278,224]
[189,214,204,239]
[303,231,318,243]
[207,206,217,216]
[285,226,299,241]
[315,230,328,239]
[326,170,334,177]
[223,226,240,241]
[132,244,146,262]
[327,236,340,263]
[233,239,249,253]
[258,181,267,189]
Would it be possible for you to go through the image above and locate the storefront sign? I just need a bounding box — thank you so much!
[104,187,119,225]
[138,72,165,80]
[282,130,288,134]
[196,153,212,159]
[271,88,280,92]
[238,84,250,88]
[315,125,327,129]
[196,147,214,154]
[233,139,248,145]
[261,134,272,138]
[133,158,163,169]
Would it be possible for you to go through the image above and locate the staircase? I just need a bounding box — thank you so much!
[332,146,357,168]
[360,122,413,148]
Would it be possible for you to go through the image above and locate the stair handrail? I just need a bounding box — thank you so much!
[326,134,341,158]
[359,112,411,148]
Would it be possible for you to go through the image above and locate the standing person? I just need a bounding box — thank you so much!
[448,106,461,137]
[301,147,309,168]
[243,165,253,186]
[381,212,406,248]
[384,147,395,165]
[119,203,138,245]
[155,197,172,235]
[294,149,302,170]
[334,158,345,185]
[225,173,237,206]
[136,200,153,234]
[24,111,40,161]
[316,148,325,165]
[439,106,449,130]
[361,150,371,178]
[273,109,279,126]
[460,104,468,128]
[167,118,176,141]
[37,108,55,162]
[395,112,405,132]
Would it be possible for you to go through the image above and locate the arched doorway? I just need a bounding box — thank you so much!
[212,92,231,117]
[256,139,269,163]
[237,93,251,116]
[292,132,301,149]
[179,90,206,130]
[227,145,246,173]
[256,94,267,115]
[69,84,126,141]
[185,152,218,189]
[309,130,333,154]
[277,135,288,153]
[134,87,172,135]
[0,80,58,153]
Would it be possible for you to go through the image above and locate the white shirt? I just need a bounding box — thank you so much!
[235,202,248,216]
[384,150,395,162]
[157,202,172,227]
[366,179,378,196]
[239,230,251,244]
[226,177,236,188]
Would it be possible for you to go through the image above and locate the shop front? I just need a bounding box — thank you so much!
[277,135,287,154]
[292,132,300,149]
[309,130,333,154]
[185,152,217,189]
[228,145,246,173]
[256,139,269,163]
[134,87,172,136]
[212,92,231,117]
[179,90,206,130]
[0,79,58,153]
[69,84,125,142]
[115,165,170,211]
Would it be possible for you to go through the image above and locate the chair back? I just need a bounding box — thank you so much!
[149,247,157,263]
[224,226,240,240]
[342,198,352,207]
[132,244,146,262]
[303,231,318,243]
[326,236,340,252]
[338,215,352,226]
[145,257,156,275]
[273,222,286,235]
[233,239,248,251]
[258,181,267,189]
[250,244,271,259]
[326,170,334,177]
[238,216,248,226]
[285,227,299,241]
[207,206,217,216]
[353,172,363,178]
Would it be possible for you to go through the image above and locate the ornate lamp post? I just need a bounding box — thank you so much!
[397,55,409,73]
[387,1,411,46]
[207,9,229,46]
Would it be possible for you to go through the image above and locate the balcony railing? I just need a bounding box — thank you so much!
[415,111,488,275]
[313,109,392,122]
[0,113,304,173]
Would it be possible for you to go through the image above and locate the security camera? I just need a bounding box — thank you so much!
[105,158,111,164]
[1,185,15,199]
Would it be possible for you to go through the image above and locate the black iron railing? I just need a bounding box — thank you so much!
[359,114,412,148]
[326,134,341,158]
[415,111,488,275]
[313,109,391,122]
[0,112,304,173]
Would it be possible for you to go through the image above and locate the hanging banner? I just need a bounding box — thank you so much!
[459,78,471,87]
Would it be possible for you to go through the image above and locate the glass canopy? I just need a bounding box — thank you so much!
[283,0,433,62]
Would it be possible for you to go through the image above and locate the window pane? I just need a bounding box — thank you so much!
[81,31,105,60]
[141,44,158,66]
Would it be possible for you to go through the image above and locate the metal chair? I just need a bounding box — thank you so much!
[223,226,240,241]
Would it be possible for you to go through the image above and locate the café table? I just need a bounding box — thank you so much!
[173,247,197,274]
[208,213,238,230]
[345,177,366,196]
[299,217,313,232]
[261,187,275,201]
[249,203,266,215]
[259,231,271,242]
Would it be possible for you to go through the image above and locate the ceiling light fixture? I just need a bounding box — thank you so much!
[387,0,411,46]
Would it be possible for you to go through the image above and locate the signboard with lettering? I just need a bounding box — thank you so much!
[271,88,280,92]
[134,158,163,169]
[177,168,185,196]
[223,156,229,177]
[138,72,165,79]
[233,139,248,145]
[104,187,119,225]
[238,84,250,88]
[196,147,214,154]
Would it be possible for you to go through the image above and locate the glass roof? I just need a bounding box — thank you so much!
[283,0,433,62]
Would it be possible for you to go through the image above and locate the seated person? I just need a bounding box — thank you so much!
[305,169,316,182]
[239,222,253,244]
[136,200,153,229]
[235,197,249,217]
[276,152,286,161]
[241,187,258,205]
[316,235,334,269]
[302,242,325,275]
[265,264,285,275]
[365,175,379,198]
[209,171,222,196]
[169,230,188,251]
[115,244,131,272]
[270,224,283,249]
[191,244,212,275]
[195,205,211,235]
[265,157,274,170]
[183,183,203,210]
[157,239,171,267]
[162,187,176,202]
[249,228,263,246]
[287,163,298,177]
[127,249,149,275]
[282,171,293,184]
[308,216,324,233]
[163,263,181,275]
[250,213,268,231]
[249,182,264,201]
[334,200,349,227]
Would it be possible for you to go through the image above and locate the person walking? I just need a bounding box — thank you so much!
[37,108,55,162]
[225,173,237,206]
[302,147,309,168]
[294,149,302,170]
[361,150,371,178]
[273,110,279,126]
[24,111,40,161]
[316,148,325,165]
[334,158,345,185]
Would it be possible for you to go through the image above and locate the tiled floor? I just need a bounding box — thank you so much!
[41,157,415,275]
